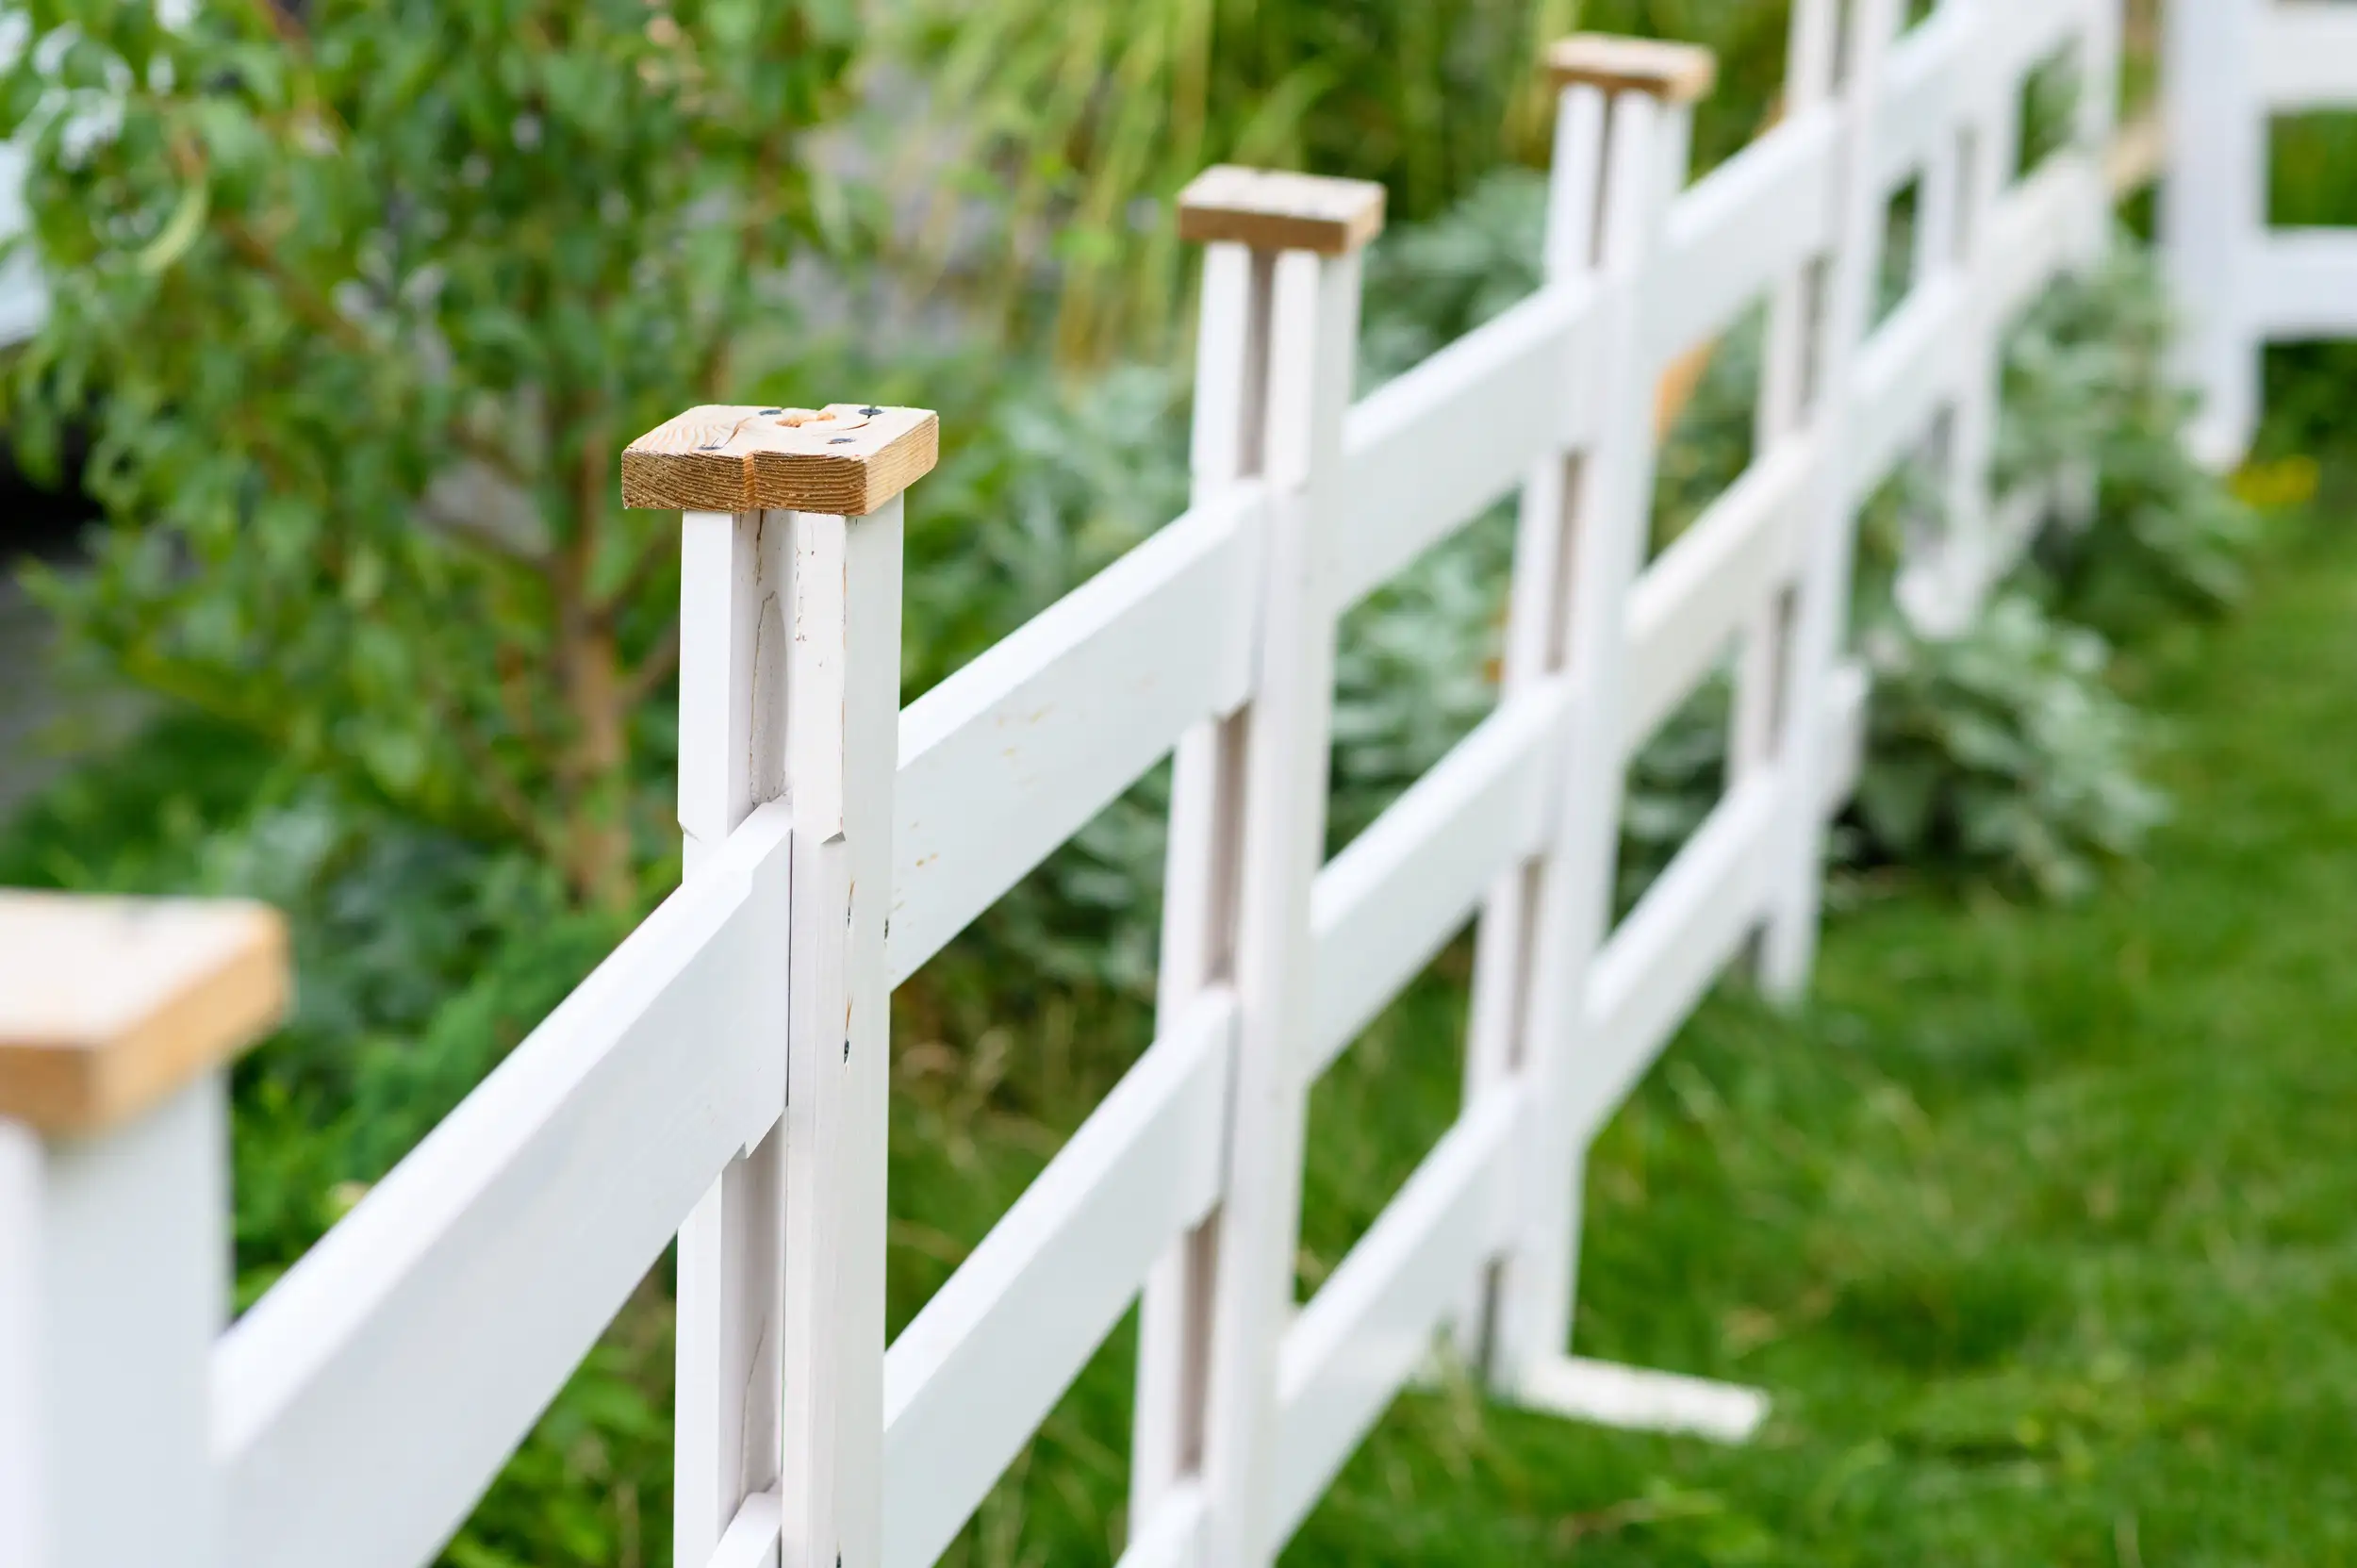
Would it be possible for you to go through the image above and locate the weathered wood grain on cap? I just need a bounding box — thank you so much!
[621,403,941,516]
[1546,34,1719,104]
[0,891,290,1135]
[1177,165,1389,256]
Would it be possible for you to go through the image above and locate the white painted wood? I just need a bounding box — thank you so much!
[2075,0,2125,200]
[1334,281,1597,612]
[881,993,1237,1568]
[1269,1090,1520,1547]
[1129,238,1267,1549]
[1847,272,1969,502]
[890,487,1263,986]
[1728,0,1841,888]
[1986,154,2105,329]
[1622,438,1813,751]
[1868,5,1974,197]
[778,497,905,1568]
[0,1120,38,1568]
[2163,0,2264,466]
[1514,1355,1768,1444]
[1490,85,1689,1395]
[708,1491,783,1568]
[673,506,792,1568]
[1188,240,1365,1568]
[1986,0,2085,85]
[216,809,794,1568]
[1115,1485,1208,1568]
[1580,776,1780,1139]
[1646,105,1842,368]
[13,1080,225,1568]
[2250,231,2357,338]
[1761,0,1911,999]
[1915,0,2015,638]
[1820,659,1871,816]
[2259,2,2357,108]
[1458,77,1611,1362]
[1304,679,1572,1081]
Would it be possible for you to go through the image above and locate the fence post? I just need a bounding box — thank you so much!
[1469,35,1709,1397]
[624,402,939,1568]
[0,891,289,1568]
[1739,0,1840,751]
[1455,41,1612,1362]
[1128,226,1266,1550]
[2163,0,2264,467]
[1761,0,1906,999]
[1911,0,2016,633]
[1127,166,1381,1567]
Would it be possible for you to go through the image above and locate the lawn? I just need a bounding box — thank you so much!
[1287,503,2357,1563]
[891,498,2357,1566]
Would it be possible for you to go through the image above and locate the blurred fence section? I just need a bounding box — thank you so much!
[0,1,2195,1566]
[2165,0,2357,464]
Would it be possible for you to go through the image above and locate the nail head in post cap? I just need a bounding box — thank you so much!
[1177,165,1388,256]
[1545,34,1719,105]
[0,892,290,1135]
[621,403,941,517]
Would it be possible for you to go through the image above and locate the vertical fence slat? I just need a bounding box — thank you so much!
[1201,239,1362,1568]
[1762,0,1907,997]
[1458,79,1609,1357]
[22,1081,228,1568]
[778,497,906,1568]
[674,506,788,1567]
[2163,0,2264,467]
[635,404,938,1568]
[0,1119,36,1568]
[1735,0,1843,803]
[0,893,288,1568]
[1128,165,1381,1568]
[1130,238,1266,1540]
[1925,0,2016,631]
[1488,80,1692,1390]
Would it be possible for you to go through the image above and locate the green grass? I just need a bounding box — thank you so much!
[901,506,2357,1566]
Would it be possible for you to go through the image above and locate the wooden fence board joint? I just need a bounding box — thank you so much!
[1545,34,1719,105]
[1176,165,1388,256]
[0,890,288,1135]
[623,403,940,517]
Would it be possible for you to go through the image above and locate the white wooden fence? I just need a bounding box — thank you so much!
[8,0,2268,1565]
[2164,0,2357,466]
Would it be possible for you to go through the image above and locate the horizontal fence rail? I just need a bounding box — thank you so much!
[890,487,1265,985]
[216,806,795,1568]
[881,991,1238,1568]
[2,0,2221,1564]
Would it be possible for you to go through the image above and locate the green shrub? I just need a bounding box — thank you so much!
[1851,596,2166,900]
[4,0,863,908]
[2003,249,2260,635]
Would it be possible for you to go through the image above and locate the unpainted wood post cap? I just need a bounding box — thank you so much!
[621,403,941,517]
[0,892,290,1137]
[1545,34,1719,105]
[1177,165,1388,256]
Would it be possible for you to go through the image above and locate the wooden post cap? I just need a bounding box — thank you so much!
[1177,165,1388,256]
[1545,34,1719,104]
[0,892,290,1136]
[621,403,940,517]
